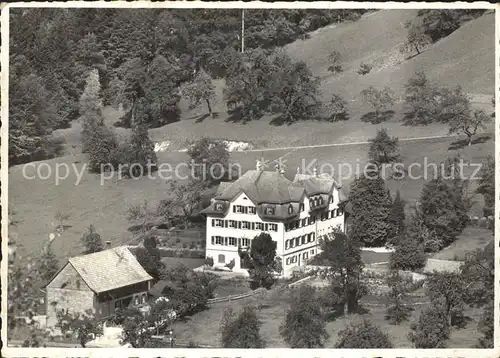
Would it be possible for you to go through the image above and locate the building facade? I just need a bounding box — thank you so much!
[202,162,347,277]
[45,246,153,327]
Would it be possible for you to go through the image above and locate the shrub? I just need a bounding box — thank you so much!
[225,258,235,271]
[336,319,393,348]
[408,304,450,348]
[205,256,214,267]
[357,63,372,75]
[390,236,426,271]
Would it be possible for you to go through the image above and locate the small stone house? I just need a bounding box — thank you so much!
[45,246,153,328]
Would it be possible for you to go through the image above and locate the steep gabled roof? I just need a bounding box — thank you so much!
[67,246,153,294]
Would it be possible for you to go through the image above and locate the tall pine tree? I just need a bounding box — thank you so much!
[349,170,391,246]
[387,190,406,246]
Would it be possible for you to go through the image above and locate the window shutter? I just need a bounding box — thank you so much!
[224,220,228,228]
[212,219,215,226]
[211,236,214,245]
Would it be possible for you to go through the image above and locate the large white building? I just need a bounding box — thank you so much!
[201,161,348,276]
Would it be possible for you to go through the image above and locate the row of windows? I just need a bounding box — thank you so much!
[285,232,315,250]
[211,236,251,247]
[285,215,316,231]
[211,219,278,232]
[233,205,257,214]
[320,207,344,221]
[285,249,315,265]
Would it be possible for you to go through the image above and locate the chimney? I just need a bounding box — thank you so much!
[256,160,261,171]
[296,167,300,174]
[105,240,111,249]
[313,167,318,177]
[280,168,285,176]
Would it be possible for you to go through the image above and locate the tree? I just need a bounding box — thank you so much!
[461,241,494,307]
[127,200,161,239]
[327,50,342,73]
[280,285,329,348]
[134,236,165,281]
[117,98,158,178]
[86,123,119,173]
[400,21,431,55]
[81,69,104,154]
[220,306,266,348]
[387,190,405,246]
[314,231,365,314]
[476,301,493,348]
[368,128,400,165]
[80,225,104,254]
[435,86,489,146]
[349,172,391,247]
[57,309,103,347]
[417,9,461,42]
[418,175,469,250]
[389,228,426,271]
[269,53,322,123]
[385,270,414,324]
[408,304,450,348]
[247,232,278,289]
[451,109,491,146]
[361,86,395,119]
[159,265,218,316]
[40,244,59,283]
[183,70,216,117]
[326,93,349,121]
[121,299,176,348]
[426,271,466,327]
[159,179,208,229]
[403,71,442,125]
[187,137,230,185]
[336,319,393,348]
[476,155,495,217]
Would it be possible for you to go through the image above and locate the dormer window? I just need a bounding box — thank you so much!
[215,203,224,212]
[318,197,323,205]
[288,205,293,214]
[265,206,274,215]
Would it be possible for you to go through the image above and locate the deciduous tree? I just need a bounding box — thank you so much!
[248,232,278,289]
[187,137,230,185]
[408,304,450,348]
[183,70,216,117]
[326,94,349,121]
[220,306,266,348]
[280,285,329,348]
[368,128,400,165]
[400,21,431,55]
[476,155,494,218]
[327,50,342,73]
[361,86,395,119]
[314,231,365,314]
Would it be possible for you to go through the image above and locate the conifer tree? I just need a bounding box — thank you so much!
[349,171,391,246]
[80,225,104,254]
[80,69,104,153]
[387,190,406,246]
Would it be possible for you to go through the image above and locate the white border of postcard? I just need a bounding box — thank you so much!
[1,2,499,357]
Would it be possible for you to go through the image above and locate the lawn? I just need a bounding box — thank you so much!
[9,134,493,261]
[169,285,484,348]
[431,226,494,261]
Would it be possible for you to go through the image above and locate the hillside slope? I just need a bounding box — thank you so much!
[143,10,494,150]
